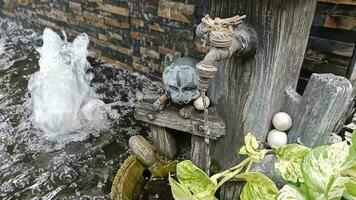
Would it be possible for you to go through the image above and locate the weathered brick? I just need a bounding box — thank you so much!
[159,46,182,58]
[101,56,133,71]
[140,47,160,60]
[109,32,123,40]
[1,10,15,17]
[98,3,129,16]
[83,11,105,27]
[89,36,107,47]
[68,1,82,13]
[37,17,58,29]
[88,0,104,3]
[109,44,133,56]
[132,58,150,74]
[148,22,164,32]
[36,8,45,16]
[158,0,195,23]
[130,18,145,27]
[45,9,67,22]
[76,15,84,23]
[98,33,108,41]
[104,17,129,29]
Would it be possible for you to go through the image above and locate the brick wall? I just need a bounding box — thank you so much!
[0,0,209,77]
[302,0,356,78]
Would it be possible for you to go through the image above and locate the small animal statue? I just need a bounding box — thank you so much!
[153,56,200,118]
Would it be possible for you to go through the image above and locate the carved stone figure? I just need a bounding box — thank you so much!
[153,56,200,118]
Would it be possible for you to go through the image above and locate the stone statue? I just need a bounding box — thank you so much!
[153,55,200,119]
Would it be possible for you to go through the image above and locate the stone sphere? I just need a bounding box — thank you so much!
[193,96,210,111]
[267,129,287,148]
[272,112,292,131]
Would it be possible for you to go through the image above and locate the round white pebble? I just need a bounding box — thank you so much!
[193,96,210,111]
[272,112,292,131]
[267,129,287,148]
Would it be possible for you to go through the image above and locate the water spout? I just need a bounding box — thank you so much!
[28,28,108,140]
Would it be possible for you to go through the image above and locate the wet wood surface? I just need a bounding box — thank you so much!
[134,102,226,140]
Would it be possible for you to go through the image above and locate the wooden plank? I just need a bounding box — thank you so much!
[302,57,348,76]
[285,73,353,147]
[134,102,226,140]
[305,49,352,66]
[308,36,355,57]
[324,15,356,31]
[149,125,177,160]
[318,0,356,5]
[310,26,356,43]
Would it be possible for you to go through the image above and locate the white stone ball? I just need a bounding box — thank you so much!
[272,112,292,131]
[193,96,210,111]
[267,129,287,148]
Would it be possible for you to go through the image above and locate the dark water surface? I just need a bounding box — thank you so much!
[0,18,160,199]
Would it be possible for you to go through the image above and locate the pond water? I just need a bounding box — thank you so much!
[0,18,161,199]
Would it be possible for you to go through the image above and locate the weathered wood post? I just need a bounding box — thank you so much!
[204,1,355,199]
[285,73,353,147]
[208,0,318,167]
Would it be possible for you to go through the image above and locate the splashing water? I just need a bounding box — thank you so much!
[0,18,162,199]
[28,28,108,140]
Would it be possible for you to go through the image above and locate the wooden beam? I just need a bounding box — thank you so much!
[134,102,226,140]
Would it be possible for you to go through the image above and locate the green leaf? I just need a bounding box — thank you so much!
[176,160,217,199]
[244,132,259,152]
[345,182,356,197]
[169,176,196,200]
[274,144,311,183]
[238,133,268,161]
[352,130,356,151]
[277,185,307,200]
[301,141,351,197]
[236,172,278,200]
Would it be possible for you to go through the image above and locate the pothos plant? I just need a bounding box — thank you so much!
[169,132,356,200]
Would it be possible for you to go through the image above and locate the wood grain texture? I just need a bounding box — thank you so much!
[285,73,353,147]
[134,102,226,140]
[191,135,213,171]
[208,0,318,166]
[149,125,177,160]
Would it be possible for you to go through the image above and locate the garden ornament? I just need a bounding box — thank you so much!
[272,112,292,131]
[153,56,201,119]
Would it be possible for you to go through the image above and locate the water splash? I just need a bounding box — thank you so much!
[28,28,108,140]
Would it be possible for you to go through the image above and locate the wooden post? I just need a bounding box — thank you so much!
[191,135,213,170]
[285,73,353,147]
[149,125,177,160]
[208,0,318,166]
